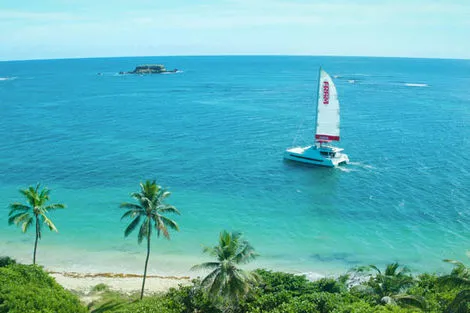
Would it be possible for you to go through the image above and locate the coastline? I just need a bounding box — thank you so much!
[49,271,192,294]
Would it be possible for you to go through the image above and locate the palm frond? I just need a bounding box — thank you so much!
[44,203,66,211]
[157,205,180,215]
[439,275,470,287]
[202,245,218,257]
[369,264,382,275]
[124,215,141,237]
[121,209,143,220]
[394,294,427,310]
[191,262,221,271]
[445,289,470,313]
[208,271,225,298]
[138,218,150,244]
[42,215,58,232]
[200,268,219,288]
[120,202,143,210]
[154,215,169,239]
[21,216,34,233]
[234,242,258,264]
[8,212,31,225]
[8,203,31,215]
[158,190,172,201]
[159,216,179,232]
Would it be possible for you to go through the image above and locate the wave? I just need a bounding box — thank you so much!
[334,73,370,79]
[0,77,17,81]
[348,162,376,170]
[161,70,184,75]
[337,166,356,172]
[404,83,428,87]
[301,272,325,281]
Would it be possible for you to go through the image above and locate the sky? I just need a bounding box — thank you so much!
[0,0,469,61]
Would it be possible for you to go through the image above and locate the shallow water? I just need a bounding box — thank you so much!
[0,56,469,276]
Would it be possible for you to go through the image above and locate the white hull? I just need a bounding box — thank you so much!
[284,145,349,167]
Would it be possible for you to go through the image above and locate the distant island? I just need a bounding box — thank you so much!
[119,64,178,75]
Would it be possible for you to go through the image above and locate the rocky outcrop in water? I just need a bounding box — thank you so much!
[120,64,178,75]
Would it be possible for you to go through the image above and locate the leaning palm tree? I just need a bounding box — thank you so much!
[355,262,426,309]
[192,230,259,308]
[8,184,65,265]
[120,180,180,300]
[439,252,470,313]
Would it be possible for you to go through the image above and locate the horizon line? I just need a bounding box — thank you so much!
[1,54,469,63]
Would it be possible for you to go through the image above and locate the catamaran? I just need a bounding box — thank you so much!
[284,68,349,167]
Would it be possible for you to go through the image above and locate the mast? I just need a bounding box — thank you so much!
[313,66,322,143]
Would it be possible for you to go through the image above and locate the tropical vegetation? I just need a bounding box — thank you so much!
[0,262,86,313]
[8,184,65,264]
[192,230,260,310]
[1,254,469,313]
[120,180,180,300]
[2,182,468,312]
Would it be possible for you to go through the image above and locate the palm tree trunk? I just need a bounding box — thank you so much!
[140,232,151,300]
[33,215,39,265]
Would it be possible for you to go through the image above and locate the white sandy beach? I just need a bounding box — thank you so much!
[50,271,192,294]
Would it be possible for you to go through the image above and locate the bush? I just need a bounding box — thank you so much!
[111,296,184,313]
[92,283,110,292]
[0,256,16,267]
[255,269,317,295]
[0,263,87,313]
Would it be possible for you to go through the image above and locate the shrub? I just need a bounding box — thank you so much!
[0,263,87,313]
[111,295,184,313]
[0,256,16,267]
[92,283,110,292]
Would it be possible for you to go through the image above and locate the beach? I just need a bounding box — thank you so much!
[50,271,192,294]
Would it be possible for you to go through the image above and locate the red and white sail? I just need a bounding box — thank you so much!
[315,69,340,142]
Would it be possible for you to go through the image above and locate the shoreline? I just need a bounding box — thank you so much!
[49,271,193,294]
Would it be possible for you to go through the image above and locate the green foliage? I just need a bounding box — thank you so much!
[192,230,259,304]
[121,180,180,300]
[445,289,470,313]
[314,277,347,293]
[0,256,16,267]
[438,255,470,313]
[353,263,426,309]
[165,281,220,313]
[8,184,65,264]
[92,283,110,292]
[121,180,180,243]
[106,296,183,313]
[89,283,216,313]
[0,263,86,313]
[255,269,315,295]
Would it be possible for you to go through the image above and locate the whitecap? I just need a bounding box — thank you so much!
[404,83,428,87]
[0,77,16,81]
[301,272,325,281]
[337,166,355,172]
[348,161,375,169]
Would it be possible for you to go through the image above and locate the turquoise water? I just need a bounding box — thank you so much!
[0,56,469,277]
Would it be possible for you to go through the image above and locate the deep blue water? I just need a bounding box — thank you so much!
[0,56,469,276]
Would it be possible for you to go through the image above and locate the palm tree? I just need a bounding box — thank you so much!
[8,184,65,265]
[192,230,259,307]
[439,252,470,313]
[120,180,180,300]
[356,263,426,309]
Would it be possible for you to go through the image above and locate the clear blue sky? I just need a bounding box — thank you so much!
[1,0,469,60]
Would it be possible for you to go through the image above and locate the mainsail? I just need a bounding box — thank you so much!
[315,69,340,142]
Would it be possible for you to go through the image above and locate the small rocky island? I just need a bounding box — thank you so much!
[119,64,178,75]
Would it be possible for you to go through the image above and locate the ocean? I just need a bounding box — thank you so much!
[0,56,469,277]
